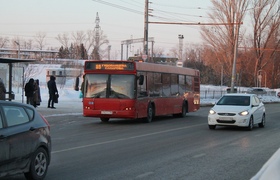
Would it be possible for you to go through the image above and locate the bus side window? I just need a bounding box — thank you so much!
[137,72,147,97]
[138,75,144,85]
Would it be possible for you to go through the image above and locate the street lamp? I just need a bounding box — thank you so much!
[178,34,184,61]
[108,45,111,60]
[14,41,20,59]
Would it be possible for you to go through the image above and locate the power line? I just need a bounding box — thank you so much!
[92,0,143,15]
[151,2,211,11]
[148,22,243,26]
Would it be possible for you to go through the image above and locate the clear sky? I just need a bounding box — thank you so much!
[1,0,212,59]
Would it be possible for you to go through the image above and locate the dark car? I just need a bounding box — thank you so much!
[246,88,267,95]
[0,101,51,179]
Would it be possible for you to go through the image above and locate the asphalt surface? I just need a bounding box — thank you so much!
[3,102,280,180]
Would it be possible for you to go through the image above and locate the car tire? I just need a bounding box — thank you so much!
[144,103,153,123]
[209,125,216,130]
[247,116,254,131]
[100,118,110,122]
[24,147,49,180]
[258,114,265,128]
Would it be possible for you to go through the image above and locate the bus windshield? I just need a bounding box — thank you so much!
[84,74,135,99]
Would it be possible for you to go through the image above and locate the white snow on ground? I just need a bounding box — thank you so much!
[12,84,280,105]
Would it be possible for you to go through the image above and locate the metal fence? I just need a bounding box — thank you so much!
[200,90,277,99]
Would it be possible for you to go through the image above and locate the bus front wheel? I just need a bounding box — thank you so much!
[144,103,153,123]
[100,117,110,122]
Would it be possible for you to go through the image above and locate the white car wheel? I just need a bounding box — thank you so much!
[248,116,254,131]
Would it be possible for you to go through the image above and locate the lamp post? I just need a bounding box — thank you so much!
[108,45,111,60]
[178,34,184,61]
[14,41,20,59]
[14,41,21,94]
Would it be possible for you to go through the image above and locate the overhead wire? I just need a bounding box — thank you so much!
[92,0,143,15]
[1,0,210,48]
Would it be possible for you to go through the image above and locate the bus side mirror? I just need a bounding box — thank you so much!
[138,75,144,85]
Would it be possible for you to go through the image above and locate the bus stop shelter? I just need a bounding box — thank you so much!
[0,57,37,101]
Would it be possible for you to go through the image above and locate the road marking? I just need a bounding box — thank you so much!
[192,153,206,158]
[135,172,154,179]
[44,113,82,117]
[52,123,205,154]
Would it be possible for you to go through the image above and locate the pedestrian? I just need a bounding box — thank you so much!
[24,78,35,105]
[47,75,58,109]
[0,78,6,100]
[80,75,85,98]
[33,79,42,108]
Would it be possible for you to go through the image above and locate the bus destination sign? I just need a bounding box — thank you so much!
[85,62,134,71]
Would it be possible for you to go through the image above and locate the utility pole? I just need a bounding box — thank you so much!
[143,0,149,62]
[94,12,101,60]
[230,18,241,93]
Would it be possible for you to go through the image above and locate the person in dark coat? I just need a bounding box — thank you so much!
[47,75,58,109]
[0,78,6,100]
[33,79,42,108]
[25,78,35,105]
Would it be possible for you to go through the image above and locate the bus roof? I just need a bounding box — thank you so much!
[136,61,199,76]
[84,60,199,76]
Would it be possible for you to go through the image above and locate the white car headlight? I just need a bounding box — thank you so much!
[239,110,249,116]
[209,109,216,115]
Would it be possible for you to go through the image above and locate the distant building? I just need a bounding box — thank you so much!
[46,68,82,85]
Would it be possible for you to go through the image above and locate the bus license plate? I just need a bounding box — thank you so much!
[101,111,113,115]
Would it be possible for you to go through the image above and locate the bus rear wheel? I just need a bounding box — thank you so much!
[173,102,187,118]
[100,117,110,122]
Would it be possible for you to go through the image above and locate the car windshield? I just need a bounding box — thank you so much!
[217,96,250,106]
[84,74,135,99]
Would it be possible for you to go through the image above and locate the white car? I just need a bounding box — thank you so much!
[208,93,265,130]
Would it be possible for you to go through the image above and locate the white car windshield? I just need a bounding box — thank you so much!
[217,96,250,106]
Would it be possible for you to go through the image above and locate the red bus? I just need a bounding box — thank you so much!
[82,60,200,123]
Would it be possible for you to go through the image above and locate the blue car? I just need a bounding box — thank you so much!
[0,101,51,179]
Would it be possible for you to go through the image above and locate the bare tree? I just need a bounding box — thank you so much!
[169,45,179,59]
[200,0,249,85]
[89,29,109,60]
[250,0,280,87]
[56,30,109,60]
[0,36,9,48]
[152,47,165,57]
[25,39,33,49]
[34,32,47,50]
[72,31,86,46]
[56,33,70,48]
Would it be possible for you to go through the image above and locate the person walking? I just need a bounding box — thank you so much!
[47,75,58,109]
[25,78,35,105]
[0,78,6,100]
[33,79,42,108]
